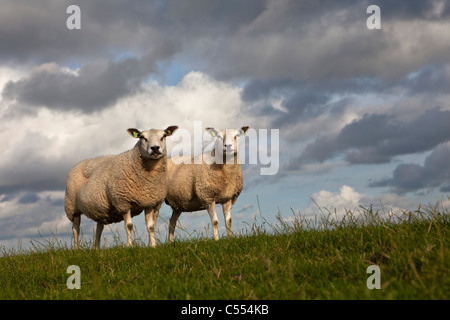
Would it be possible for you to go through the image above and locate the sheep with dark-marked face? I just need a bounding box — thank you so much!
[65,126,178,249]
[165,126,249,242]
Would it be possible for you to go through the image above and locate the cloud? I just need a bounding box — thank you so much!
[302,185,419,219]
[242,79,334,127]
[0,0,265,68]
[0,0,179,64]
[304,185,363,218]
[235,203,254,215]
[2,44,178,113]
[403,64,450,95]
[294,107,450,167]
[0,128,73,196]
[2,0,450,82]
[17,192,40,204]
[0,191,72,241]
[369,142,450,194]
[207,0,450,83]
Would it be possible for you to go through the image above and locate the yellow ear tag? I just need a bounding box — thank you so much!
[133,131,139,138]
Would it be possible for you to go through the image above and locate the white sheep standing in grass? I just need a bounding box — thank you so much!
[65,126,178,249]
[165,126,249,242]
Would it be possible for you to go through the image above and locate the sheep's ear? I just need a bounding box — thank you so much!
[127,128,142,138]
[206,127,220,138]
[238,126,250,135]
[164,126,178,137]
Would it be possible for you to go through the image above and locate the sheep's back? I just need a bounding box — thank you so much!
[166,160,200,211]
[65,155,113,221]
[166,158,244,212]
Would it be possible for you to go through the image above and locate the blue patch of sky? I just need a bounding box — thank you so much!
[155,60,189,86]
[67,61,82,70]
[142,59,193,87]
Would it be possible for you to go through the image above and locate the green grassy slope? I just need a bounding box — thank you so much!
[0,206,449,300]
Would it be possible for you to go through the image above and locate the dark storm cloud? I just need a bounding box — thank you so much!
[241,76,390,131]
[17,192,40,204]
[2,0,449,107]
[164,0,266,34]
[0,197,74,241]
[369,143,450,194]
[0,157,68,197]
[0,131,71,197]
[376,0,450,20]
[242,79,295,103]
[0,179,66,197]
[3,0,448,75]
[207,0,450,83]
[241,79,334,127]
[2,44,178,112]
[0,0,264,64]
[0,0,263,112]
[291,107,450,168]
[402,64,450,95]
[0,0,167,64]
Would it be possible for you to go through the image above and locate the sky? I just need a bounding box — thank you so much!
[1,0,450,250]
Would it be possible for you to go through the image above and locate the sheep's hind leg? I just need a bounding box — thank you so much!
[72,215,81,250]
[222,200,234,238]
[168,210,182,243]
[123,210,133,247]
[145,208,159,248]
[95,223,104,249]
[207,202,219,240]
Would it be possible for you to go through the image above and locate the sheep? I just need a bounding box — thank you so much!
[165,126,250,242]
[65,126,178,249]
[65,155,114,249]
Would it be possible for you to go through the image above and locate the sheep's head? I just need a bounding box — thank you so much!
[128,126,178,160]
[206,126,250,156]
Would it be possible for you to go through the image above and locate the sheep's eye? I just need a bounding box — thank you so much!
[160,134,166,141]
[140,137,148,142]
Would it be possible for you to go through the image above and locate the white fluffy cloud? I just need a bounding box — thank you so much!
[304,185,363,217]
[302,185,418,219]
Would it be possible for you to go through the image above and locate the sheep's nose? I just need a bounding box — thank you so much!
[151,146,160,152]
[225,144,233,148]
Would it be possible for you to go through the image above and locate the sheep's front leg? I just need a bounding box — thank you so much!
[123,210,133,247]
[207,202,219,240]
[145,208,159,247]
[222,200,234,238]
[72,215,81,250]
[95,222,104,249]
[168,210,182,243]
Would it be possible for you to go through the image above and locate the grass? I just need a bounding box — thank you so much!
[0,203,449,300]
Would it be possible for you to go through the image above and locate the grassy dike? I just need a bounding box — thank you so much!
[0,206,449,300]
